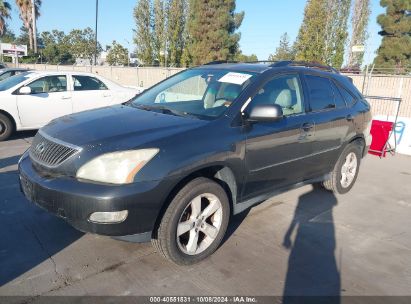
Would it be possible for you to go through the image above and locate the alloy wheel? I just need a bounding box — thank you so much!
[177,193,223,256]
[341,152,358,188]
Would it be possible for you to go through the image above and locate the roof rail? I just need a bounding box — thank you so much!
[204,60,239,65]
[270,61,339,74]
[204,60,276,65]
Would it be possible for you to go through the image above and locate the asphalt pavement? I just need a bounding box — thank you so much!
[0,131,410,297]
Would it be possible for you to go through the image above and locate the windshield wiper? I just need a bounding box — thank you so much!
[134,104,198,119]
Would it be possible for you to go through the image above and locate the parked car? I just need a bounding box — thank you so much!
[0,68,30,82]
[0,71,144,141]
[0,62,7,69]
[19,61,372,265]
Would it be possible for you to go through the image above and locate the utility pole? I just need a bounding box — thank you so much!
[32,0,37,53]
[94,0,99,65]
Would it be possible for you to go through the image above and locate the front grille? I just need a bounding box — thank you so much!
[29,131,81,168]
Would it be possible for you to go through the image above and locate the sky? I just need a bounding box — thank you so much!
[6,0,385,65]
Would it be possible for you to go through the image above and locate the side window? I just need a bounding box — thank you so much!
[337,84,357,106]
[330,82,347,109]
[249,74,304,116]
[27,76,67,94]
[305,75,336,112]
[73,76,108,91]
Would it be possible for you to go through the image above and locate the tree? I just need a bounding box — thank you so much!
[234,52,258,62]
[268,33,295,61]
[184,0,244,66]
[347,0,371,67]
[134,0,154,65]
[0,0,11,36]
[41,30,74,64]
[0,27,14,42]
[294,0,328,63]
[67,28,102,64]
[15,0,41,51]
[106,41,129,66]
[374,0,411,72]
[324,0,351,68]
[153,0,166,65]
[167,0,186,67]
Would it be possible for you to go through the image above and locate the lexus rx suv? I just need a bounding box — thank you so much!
[19,61,372,265]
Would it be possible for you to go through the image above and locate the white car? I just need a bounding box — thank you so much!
[0,71,144,141]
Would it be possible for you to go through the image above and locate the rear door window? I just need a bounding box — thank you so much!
[337,84,357,106]
[72,75,108,91]
[304,75,337,112]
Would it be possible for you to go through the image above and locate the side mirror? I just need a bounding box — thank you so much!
[19,86,32,95]
[247,104,284,122]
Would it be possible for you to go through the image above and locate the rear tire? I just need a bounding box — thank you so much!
[321,142,362,194]
[0,113,13,142]
[152,177,230,265]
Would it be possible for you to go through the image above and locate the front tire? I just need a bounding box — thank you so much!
[152,177,230,265]
[0,113,13,142]
[321,142,362,194]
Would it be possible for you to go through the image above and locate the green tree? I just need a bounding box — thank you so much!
[0,0,11,36]
[324,0,351,68]
[0,27,15,43]
[184,0,244,66]
[268,33,295,61]
[234,52,258,62]
[347,0,371,67]
[67,27,101,64]
[153,0,166,65]
[374,0,411,72]
[41,30,74,64]
[294,0,328,63]
[106,41,129,66]
[167,0,186,67]
[15,0,41,51]
[134,0,154,65]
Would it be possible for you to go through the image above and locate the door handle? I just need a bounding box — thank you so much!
[346,115,354,121]
[301,123,314,132]
[61,96,71,100]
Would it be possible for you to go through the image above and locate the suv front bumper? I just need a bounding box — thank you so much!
[18,154,174,240]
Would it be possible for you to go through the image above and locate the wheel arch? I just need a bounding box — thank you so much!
[0,110,17,131]
[348,135,366,156]
[153,165,238,234]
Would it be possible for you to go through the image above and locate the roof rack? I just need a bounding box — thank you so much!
[203,60,339,74]
[204,60,239,65]
[270,60,339,74]
[204,60,277,65]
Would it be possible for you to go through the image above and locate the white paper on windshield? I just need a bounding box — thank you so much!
[218,72,253,85]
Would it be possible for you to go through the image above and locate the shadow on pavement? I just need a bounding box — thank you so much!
[0,166,83,287]
[8,130,38,141]
[282,188,340,304]
[0,155,22,170]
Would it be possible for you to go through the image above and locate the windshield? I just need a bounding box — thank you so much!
[131,69,256,120]
[0,72,31,92]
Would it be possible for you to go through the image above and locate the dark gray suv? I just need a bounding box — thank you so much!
[19,61,372,265]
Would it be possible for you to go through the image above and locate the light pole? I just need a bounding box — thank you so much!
[94,0,99,65]
[32,0,37,53]
[124,39,130,67]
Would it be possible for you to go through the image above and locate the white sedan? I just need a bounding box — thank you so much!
[0,71,144,141]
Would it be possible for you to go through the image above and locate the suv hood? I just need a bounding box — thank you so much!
[41,105,208,148]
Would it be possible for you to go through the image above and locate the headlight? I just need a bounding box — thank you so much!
[76,149,159,185]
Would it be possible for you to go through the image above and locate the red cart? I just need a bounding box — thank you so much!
[367,96,402,158]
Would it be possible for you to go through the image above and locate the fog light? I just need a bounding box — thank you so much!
[89,211,128,224]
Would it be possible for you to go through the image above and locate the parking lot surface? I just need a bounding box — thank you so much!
[0,132,410,297]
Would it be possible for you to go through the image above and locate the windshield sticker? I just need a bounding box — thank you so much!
[218,72,253,85]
